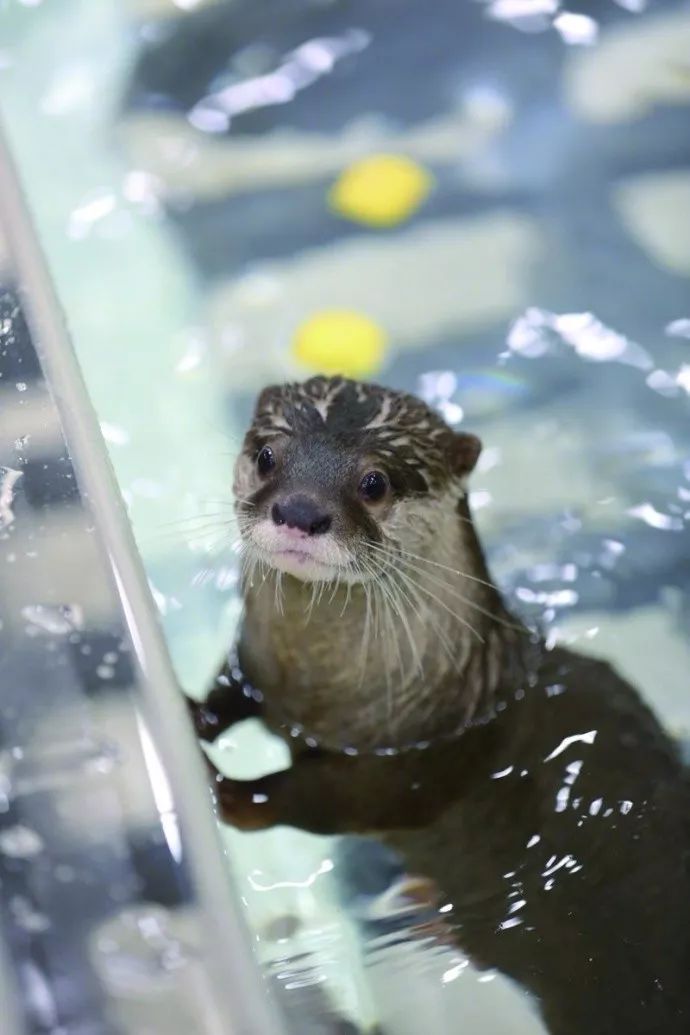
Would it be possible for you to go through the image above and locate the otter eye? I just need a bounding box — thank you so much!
[358,470,388,502]
[257,445,276,476]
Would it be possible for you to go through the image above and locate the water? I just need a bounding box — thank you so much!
[2,0,690,1031]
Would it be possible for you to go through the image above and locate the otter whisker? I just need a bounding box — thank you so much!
[305,580,319,624]
[390,565,485,647]
[238,549,252,588]
[180,527,243,551]
[373,570,446,731]
[148,515,243,550]
[366,540,521,636]
[315,577,329,609]
[386,550,524,636]
[158,511,242,531]
[240,543,263,590]
[182,528,242,558]
[367,557,408,693]
[382,560,461,677]
[338,565,355,618]
[361,555,396,688]
[274,569,285,615]
[370,549,485,645]
[188,549,242,589]
[359,557,400,709]
[365,553,426,712]
[372,552,468,676]
[378,580,401,721]
[368,554,423,682]
[202,496,255,508]
[359,570,374,685]
[380,541,501,593]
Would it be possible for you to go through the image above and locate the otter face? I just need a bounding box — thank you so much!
[234,376,481,583]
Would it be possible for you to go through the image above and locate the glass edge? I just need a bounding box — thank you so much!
[0,118,287,1035]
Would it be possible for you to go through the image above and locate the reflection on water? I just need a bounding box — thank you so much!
[2,0,690,1030]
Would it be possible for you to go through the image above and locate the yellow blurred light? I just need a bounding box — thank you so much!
[292,309,388,378]
[329,154,433,227]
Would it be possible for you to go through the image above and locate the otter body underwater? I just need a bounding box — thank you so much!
[187,376,690,1034]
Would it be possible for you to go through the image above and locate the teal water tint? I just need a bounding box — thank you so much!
[2,0,690,1031]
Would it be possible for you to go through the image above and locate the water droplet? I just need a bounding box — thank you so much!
[646,369,680,397]
[175,332,207,374]
[67,192,116,239]
[491,765,514,779]
[627,503,683,531]
[676,366,690,395]
[555,787,570,812]
[553,11,598,46]
[94,906,194,993]
[100,422,130,446]
[498,916,523,930]
[10,895,50,932]
[438,400,464,425]
[0,467,22,531]
[442,959,468,983]
[508,308,652,369]
[665,318,690,339]
[0,824,44,858]
[20,605,77,635]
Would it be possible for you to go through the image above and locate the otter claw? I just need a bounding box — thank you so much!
[201,758,275,831]
[185,695,220,742]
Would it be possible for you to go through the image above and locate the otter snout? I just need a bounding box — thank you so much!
[271,495,332,537]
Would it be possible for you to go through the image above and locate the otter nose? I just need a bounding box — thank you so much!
[271,496,332,536]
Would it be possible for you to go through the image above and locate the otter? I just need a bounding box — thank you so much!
[187,376,690,1034]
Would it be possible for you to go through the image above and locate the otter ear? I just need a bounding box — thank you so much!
[450,432,482,476]
[255,384,282,416]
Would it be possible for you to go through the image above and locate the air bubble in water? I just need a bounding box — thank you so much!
[10,895,50,933]
[0,824,44,858]
[93,906,194,994]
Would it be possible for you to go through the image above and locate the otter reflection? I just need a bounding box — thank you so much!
[188,377,690,1034]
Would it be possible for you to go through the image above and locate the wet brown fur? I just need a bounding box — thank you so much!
[189,377,690,1034]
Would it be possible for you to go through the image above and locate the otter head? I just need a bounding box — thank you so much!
[233,376,481,585]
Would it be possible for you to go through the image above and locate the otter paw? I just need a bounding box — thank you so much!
[185,696,220,742]
[204,762,276,832]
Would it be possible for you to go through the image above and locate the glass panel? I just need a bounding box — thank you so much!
[0,133,282,1034]
[2,1,689,1032]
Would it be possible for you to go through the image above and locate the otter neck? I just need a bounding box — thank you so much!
[239,497,527,751]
